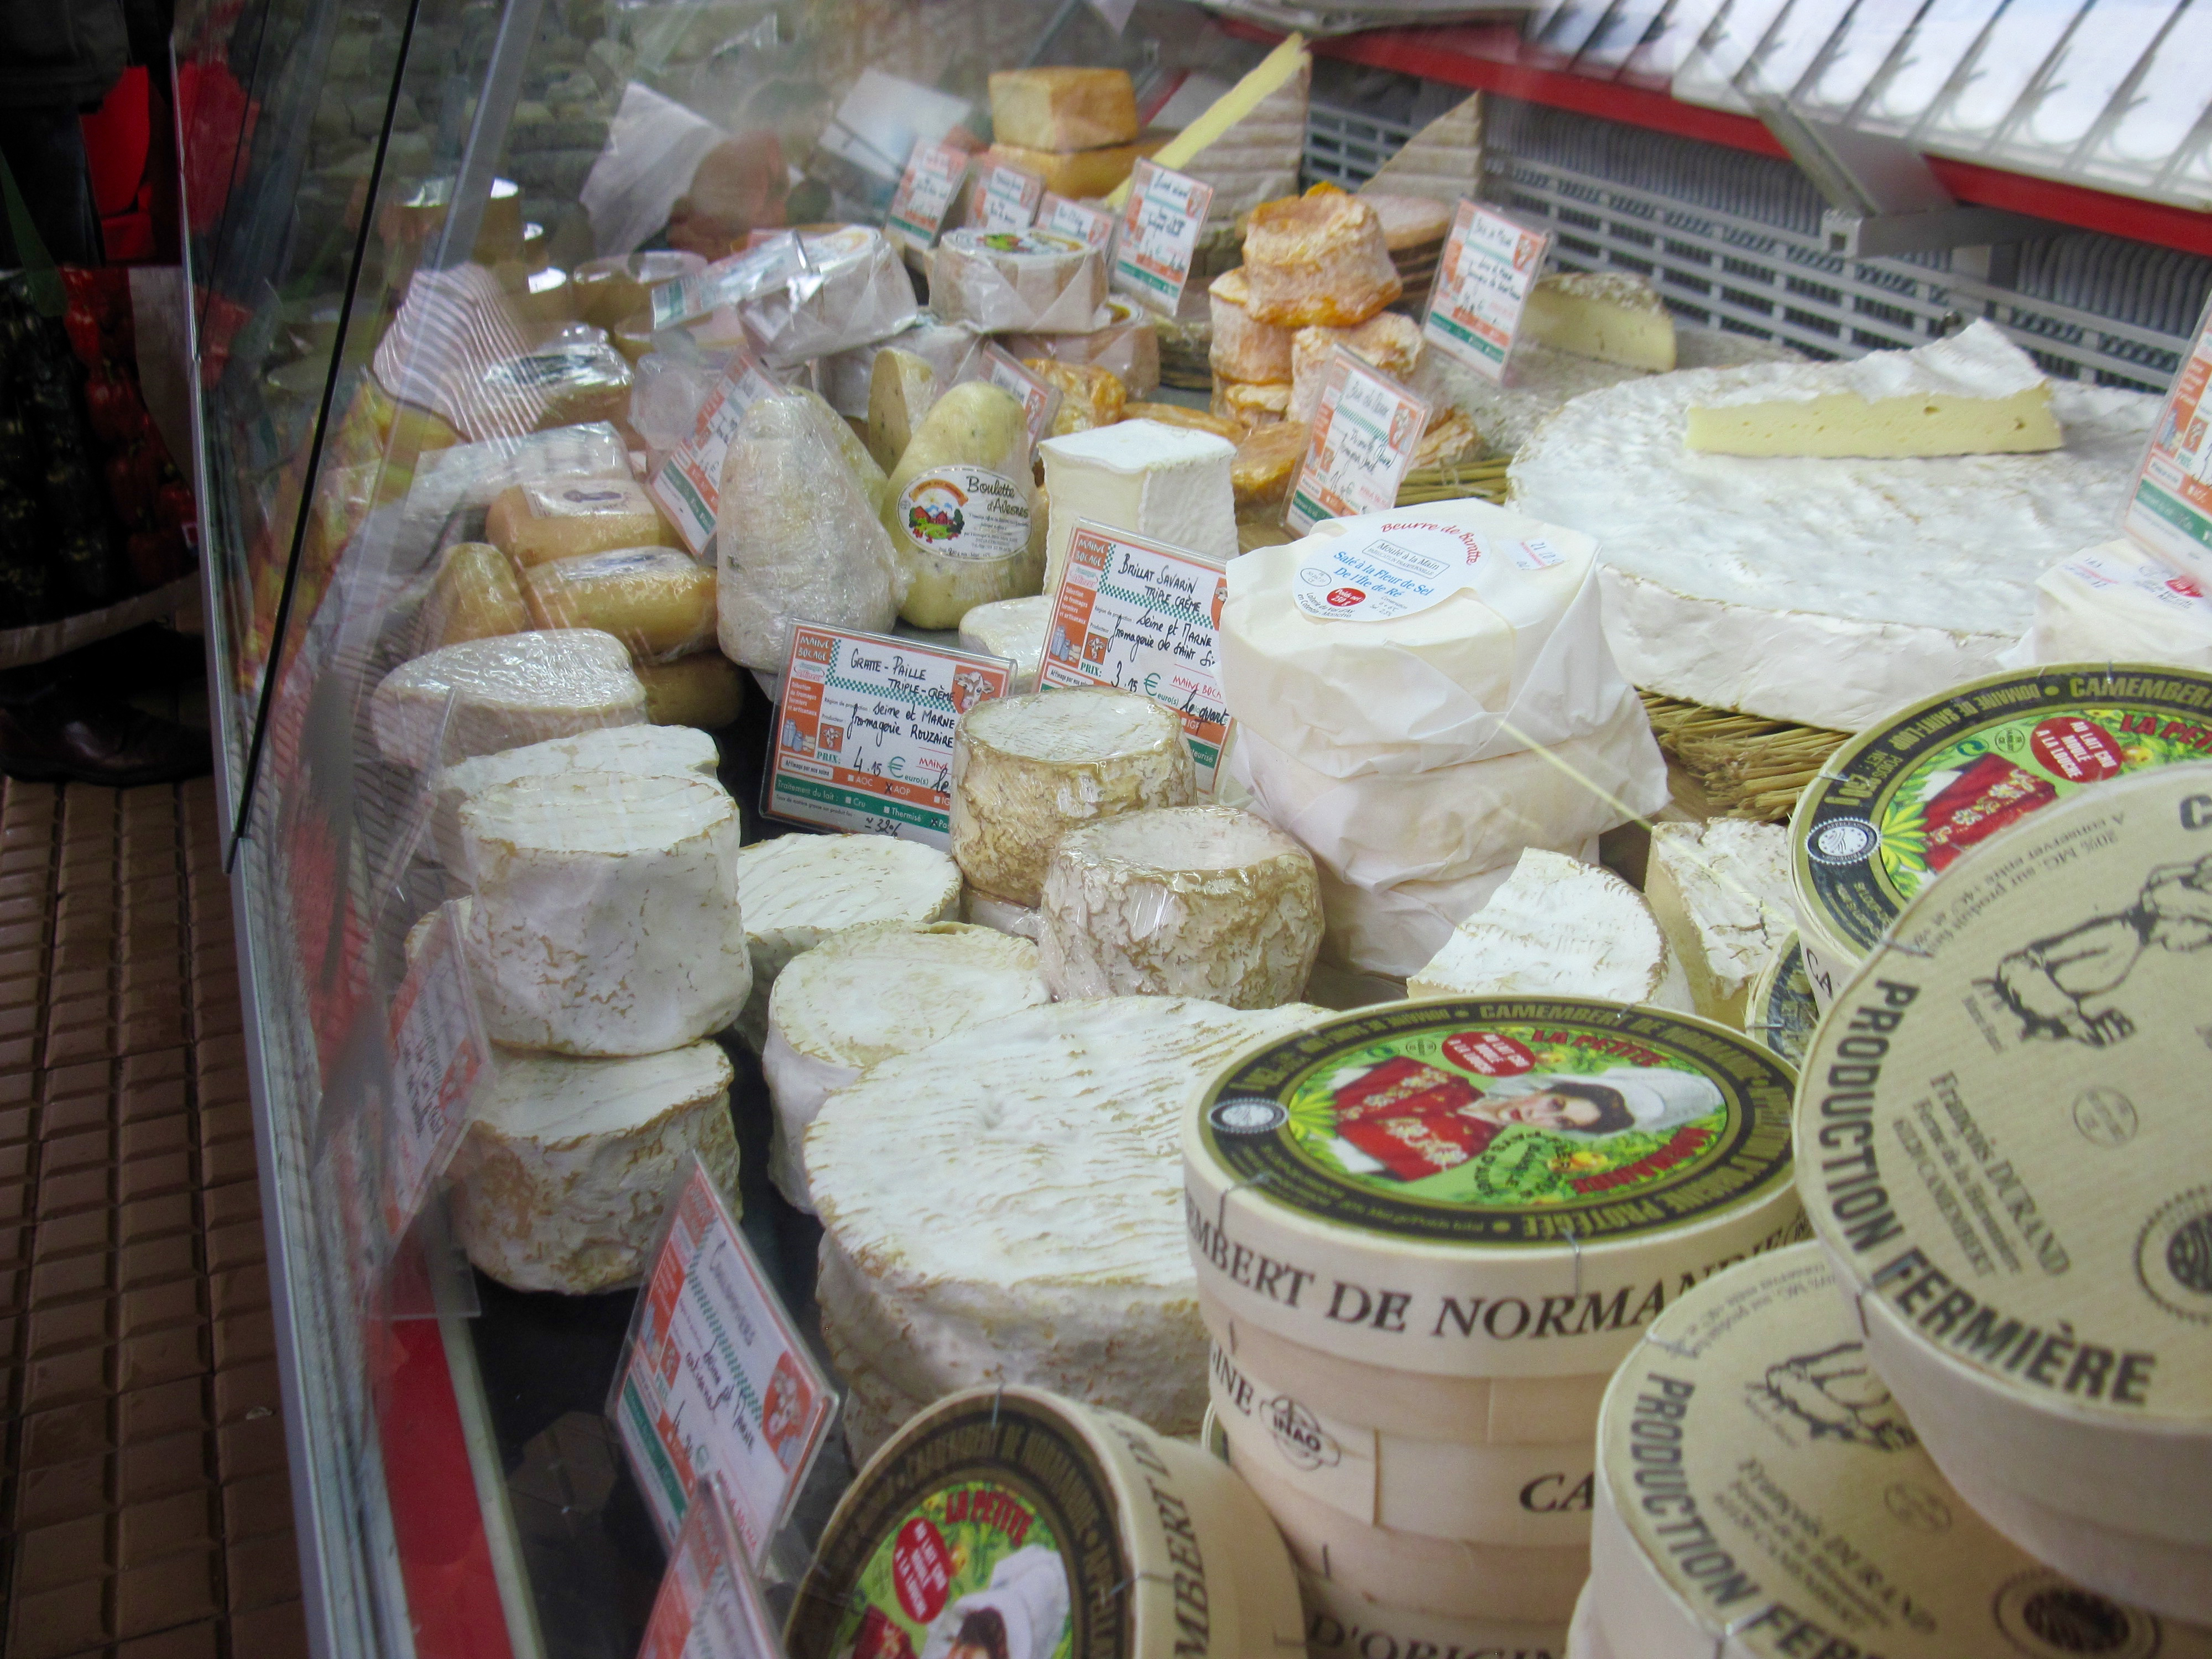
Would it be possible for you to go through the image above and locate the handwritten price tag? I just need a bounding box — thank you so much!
[766,624,1014,844]
[611,1160,834,1553]
[637,1476,786,1659]
[380,902,485,1243]
[886,140,971,251]
[1112,160,1213,317]
[969,161,1045,232]
[1286,350,1431,534]
[1423,201,1551,385]
[2124,288,2212,577]
[1042,192,1117,251]
[1041,522,1234,791]
[648,353,786,553]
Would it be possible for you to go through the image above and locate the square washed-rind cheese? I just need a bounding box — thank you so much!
[460,770,751,1055]
[452,1041,737,1294]
[1642,819,1792,1028]
[1520,270,1676,372]
[427,723,719,867]
[1209,268,1295,385]
[371,629,648,769]
[1241,189,1401,329]
[1039,419,1238,596]
[1408,847,1692,1011]
[988,67,1139,152]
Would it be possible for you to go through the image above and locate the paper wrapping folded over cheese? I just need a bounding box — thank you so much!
[371,630,648,768]
[931,228,1108,335]
[1290,311,1424,425]
[1001,298,1159,398]
[1312,859,1519,979]
[989,66,1139,151]
[2022,539,2212,667]
[1242,187,1401,328]
[521,545,716,660]
[1209,267,1295,384]
[881,381,1042,629]
[740,226,917,369]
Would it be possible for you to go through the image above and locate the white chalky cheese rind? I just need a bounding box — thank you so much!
[371,630,648,768]
[1040,806,1322,1009]
[950,686,1197,908]
[1038,419,1238,597]
[1408,847,1692,1011]
[956,593,1050,692]
[460,770,750,1055]
[451,1041,737,1294]
[427,723,719,867]
[1641,819,1792,1028]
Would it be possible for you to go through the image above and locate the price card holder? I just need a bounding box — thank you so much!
[977,343,1063,453]
[1041,192,1117,252]
[380,901,488,1249]
[886,140,972,251]
[1112,160,1213,318]
[763,624,1015,846]
[648,353,787,554]
[1285,349,1431,534]
[1041,521,1234,792]
[968,161,1045,233]
[1422,200,1551,387]
[2122,287,2212,580]
[638,1475,789,1659]
[610,1159,838,1557]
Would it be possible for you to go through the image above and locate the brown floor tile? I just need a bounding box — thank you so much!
[226,1597,307,1659]
[119,1377,208,1443]
[117,1620,221,1659]
[22,1397,113,1467]
[212,1362,279,1425]
[219,1468,292,1541]
[118,1490,216,1568]
[13,1512,116,1592]
[9,1575,111,1659]
[116,1546,221,1637]
[223,1530,302,1612]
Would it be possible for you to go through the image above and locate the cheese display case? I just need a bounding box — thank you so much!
[176,0,2212,1655]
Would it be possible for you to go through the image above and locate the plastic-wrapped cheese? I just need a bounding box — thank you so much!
[717,395,904,670]
[761,921,1047,1210]
[1024,358,1126,437]
[957,593,1049,691]
[881,381,1040,629]
[732,832,963,1043]
[1241,187,1401,328]
[989,66,1139,150]
[424,541,530,647]
[1210,267,1294,384]
[1001,299,1160,399]
[635,651,742,728]
[451,1041,737,1293]
[1218,502,1622,776]
[2022,538,2212,666]
[964,884,1040,939]
[1408,847,1692,1009]
[951,686,1198,907]
[1231,420,1308,510]
[428,723,718,867]
[460,771,751,1055]
[1040,805,1322,1008]
[739,226,916,369]
[371,630,648,768]
[1213,379,1291,431]
[1289,311,1423,426]
[520,546,716,659]
[486,476,679,568]
[1642,819,1792,1027]
[930,228,1107,335]
[865,346,940,471]
[792,385,889,517]
[1038,419,1238,595]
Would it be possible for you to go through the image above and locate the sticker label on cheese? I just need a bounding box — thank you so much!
[1286,353,1430,534]
[649,353,786,553]
[1041,521,1233,791]
[766,623,1014,844]
[886,140,972,251]
[652,236,805,330]
[1042,193,1117,251]
[969,161,1045,233]
[1112,159,1213,317]
[1797,765,2212,1427]
[637,1475,783,1659]
[2124,288,2212,576]
[1198,1000,1793,1237]
[1290,515,1566,623]
[523,478,655,519]
[1423,201,1551,385]
[612,1159,835,1553]
[1792,666,2212,958]
[897,465,1031,560]
[787,1397,1123,1659]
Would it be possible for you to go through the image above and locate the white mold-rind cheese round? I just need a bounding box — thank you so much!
[1041,805,1323,1009]
[1186,997,1804,1378]
[951,686,1198,908]
[1590,1240,2210,1659]
[427,723,719,867]
[371,628,648,768]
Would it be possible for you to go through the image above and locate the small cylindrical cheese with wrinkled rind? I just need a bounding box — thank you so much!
[761,921,1047,1211]
[521,545,716,660]
[1210,267,1294,384]
[460,770,750,1055]
[1641,819,1792,1028]
[1040,805,1321,1009]
[1241,189,1402,328]
[634,651,742,728]
[951,686,1198,908]
[1288,311,1423,426]
[371,630,648,768]
[451,1041,737,1294]
[1409,847,1693,1011]
[956,593,1050,692]
[425,541,531,647]
[882,381,1041,629]
[732,833,962,1045]
[428,723,719,867]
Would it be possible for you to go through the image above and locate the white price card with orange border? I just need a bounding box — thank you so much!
[380,900,486,1243]
[1285,350,1431,534]
[968,160,1045,232]
[612,1159,834,1554]
[2124,292,2212,580]
[1112,160,1213,317]
[765,624,1014,845]
[978,344,1062,452]
[1041,192,1117,251]
[1041,521,1233,792]
[886,140,971,251]
[1423,201,1551,385]
[636,1475,785,1659]
[648,352,786,553]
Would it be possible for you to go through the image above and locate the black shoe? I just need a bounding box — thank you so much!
[0,687,212,786]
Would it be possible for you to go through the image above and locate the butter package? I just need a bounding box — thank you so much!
[487,477,680,568]
[930,228,1108,335]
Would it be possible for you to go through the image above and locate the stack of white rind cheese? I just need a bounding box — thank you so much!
[807,994,1321,1462]
[1218,499,1669,977]
[1187,997,1806,1651]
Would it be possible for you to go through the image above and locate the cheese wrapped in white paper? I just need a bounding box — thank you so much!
[716,395,904,670]
[460,771,751,1055]
[2022,539,2212,667]
[740,227,917,369]
[371,630,648,769]
[1314,861,1520,979]
[428,724,719,867]
[1039,806,1321,1008]
[930,228,1108,335]
[819,318,982,425]
[452,1041,738,1293]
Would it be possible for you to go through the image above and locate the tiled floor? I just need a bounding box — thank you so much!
[0,778,304,1659]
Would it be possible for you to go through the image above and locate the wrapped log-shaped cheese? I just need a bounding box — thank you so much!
[881,381,1041,629]
[951,686,1197,907]
[459,770,752,1055]
[371,630,648,768]
[931,228,1107,334]
[521,545,716,659]
[1040,805,1322,1008]
[1242,187,1402,328]
[717,394,904,670]
[1209,267,1293,383]
[635,652,742,728]
[452,1041,738,1293]
[425,541,531,647]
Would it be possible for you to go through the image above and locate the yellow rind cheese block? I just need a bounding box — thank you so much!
[985,138,1162,204]
[487,477,679,568]
[988,66,1139,151]
[521,546,716,659]
[425,541,531,648]
[635,652,742,729]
